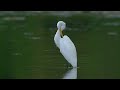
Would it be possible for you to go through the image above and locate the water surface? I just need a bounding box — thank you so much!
[0,12,120,79]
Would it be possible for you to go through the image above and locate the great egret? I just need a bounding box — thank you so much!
[54,21,77,68]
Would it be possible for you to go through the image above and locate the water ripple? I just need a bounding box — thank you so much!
[3,16,26,21]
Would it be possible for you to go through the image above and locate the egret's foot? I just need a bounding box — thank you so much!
[68,66,73,69]
[65,63,72,68]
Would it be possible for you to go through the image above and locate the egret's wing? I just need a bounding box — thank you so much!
[60,35,77,67]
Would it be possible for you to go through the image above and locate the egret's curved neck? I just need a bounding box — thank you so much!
[58,29,63,38]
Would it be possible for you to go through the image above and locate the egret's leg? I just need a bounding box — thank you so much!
[65,62,72,68]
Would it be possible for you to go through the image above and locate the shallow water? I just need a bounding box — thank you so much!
[0,12,120,79]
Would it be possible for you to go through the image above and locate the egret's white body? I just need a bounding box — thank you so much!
[54,21,77,68]
[54,30,61,48]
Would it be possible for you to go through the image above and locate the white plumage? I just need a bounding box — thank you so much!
[60,35,77,67]
[54,30,61,48]
[54,21,77,68]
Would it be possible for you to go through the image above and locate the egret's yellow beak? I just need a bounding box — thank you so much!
[60,28,63,38]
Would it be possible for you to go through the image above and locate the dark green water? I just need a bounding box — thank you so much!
[0,12,120,79]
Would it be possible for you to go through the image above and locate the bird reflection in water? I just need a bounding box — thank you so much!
[62,68,77,79]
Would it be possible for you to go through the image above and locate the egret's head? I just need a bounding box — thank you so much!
[57,21,66,31]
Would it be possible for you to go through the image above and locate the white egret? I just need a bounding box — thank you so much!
[54,21,77,68]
